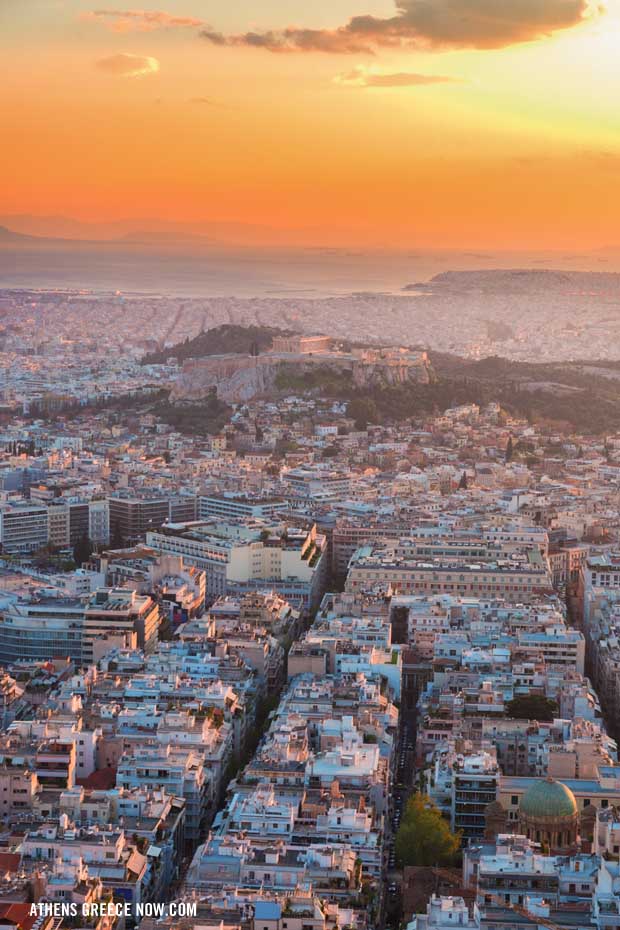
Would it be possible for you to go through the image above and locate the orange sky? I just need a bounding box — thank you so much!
[2,0,620,248]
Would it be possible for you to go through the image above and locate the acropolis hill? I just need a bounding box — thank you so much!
[171,334,434,403]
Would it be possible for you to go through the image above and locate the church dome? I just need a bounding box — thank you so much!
[520,777,578,820]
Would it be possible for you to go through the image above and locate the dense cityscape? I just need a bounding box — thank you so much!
[6,0,620,925]
[0,292,620,930]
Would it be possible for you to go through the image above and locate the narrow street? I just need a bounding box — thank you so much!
[383,713,417,929]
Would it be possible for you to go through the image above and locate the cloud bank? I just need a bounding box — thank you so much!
[200,0,594,53]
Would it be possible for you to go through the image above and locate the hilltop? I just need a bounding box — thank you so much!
[142,324,620,433]
[0,225,37,243]
[142,325,292,366]
[405,268,620,292]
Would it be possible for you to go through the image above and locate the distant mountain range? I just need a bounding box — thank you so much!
[0,225,38,243]
[3,215,620,256]
[0,214,374,249]
[0,221,221,249]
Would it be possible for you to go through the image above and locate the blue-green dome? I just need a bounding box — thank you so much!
[520,778,578,820]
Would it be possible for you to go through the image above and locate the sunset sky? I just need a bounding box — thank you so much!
[2,0,620,248]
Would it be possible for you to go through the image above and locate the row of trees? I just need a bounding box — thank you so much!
[6,439,39,456]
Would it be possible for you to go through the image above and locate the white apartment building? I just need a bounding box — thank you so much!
[147,521,327,609]
[89,499,110,545]
[0,501,49,553]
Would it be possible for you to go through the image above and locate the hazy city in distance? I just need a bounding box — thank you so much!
[3,2,620,930]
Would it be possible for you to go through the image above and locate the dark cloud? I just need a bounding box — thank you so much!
[335,66,460,86]
[199,27,375,53]
[200,0,595,53]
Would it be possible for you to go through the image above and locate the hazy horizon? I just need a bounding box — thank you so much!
[3,1,620,251]
[5,235,620,298]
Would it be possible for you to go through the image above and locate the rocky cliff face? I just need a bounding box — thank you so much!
[351,360,433,388]
[171,356,281,403]
[172,351,434,403]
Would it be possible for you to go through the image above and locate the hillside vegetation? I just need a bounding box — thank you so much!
[144,324,620,435]
[142,325,291,365]
[276,354,620,434]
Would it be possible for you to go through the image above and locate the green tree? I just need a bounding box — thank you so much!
[274,438,298,457]
[348,397,378,430]
[506,693,558,721]
[395,793,461,868]
[505,436,514,463]
[73,533,93,567]
[458,471,468,490]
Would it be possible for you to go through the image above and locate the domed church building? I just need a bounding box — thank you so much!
[485,777,581,852]
[517,777,579,852]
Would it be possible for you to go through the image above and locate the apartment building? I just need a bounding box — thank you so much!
[199,495,285,522]
[83,588,160,661]
[0,501,48,553]
[0,596,84,664]
[147,521,328,610]
[346,546,553,603]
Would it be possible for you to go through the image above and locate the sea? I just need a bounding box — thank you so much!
[1,241,619,298]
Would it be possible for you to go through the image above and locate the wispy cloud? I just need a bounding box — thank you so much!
[514,149,620,171]
[334,66,460,87]
[200,0,599,53]
[85,9,204,32]
[96,52,160,76]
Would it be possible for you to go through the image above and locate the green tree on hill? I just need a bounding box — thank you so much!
[142,325,289,365]
[348,397,378,430]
